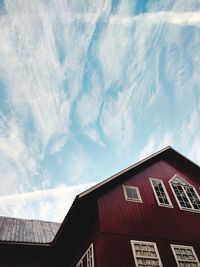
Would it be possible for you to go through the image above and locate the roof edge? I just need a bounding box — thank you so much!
[52,145,200,246]
[0,240,51,247]
[79,146,172,198]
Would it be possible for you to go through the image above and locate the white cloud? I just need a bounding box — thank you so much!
[50,136,67,154]
[139,132,174,160]
[142,11,200,26]
[85,127,105,146]
[97,16,132,89]
[189,136,200,165]
[63,142,96,184]
[0,116,38,195]
[0,1,70,148]
[0,183,94,222]
[139,135,157,160]
[180,111,199,144]
[0,0,110,150]
[0,0,199,223]
[179,111,200,165]
[139,110,200,166]
[100,89,134,154]
[72,11,200,27]
[0,0,108,198]
[76,86,101,128]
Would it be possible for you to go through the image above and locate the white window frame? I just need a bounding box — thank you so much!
[169,174,200,213]
[76,243,94,267]
[150,178,173,208]
[171,244,200,267]
[131,240,163,267]
[123,185,142,203]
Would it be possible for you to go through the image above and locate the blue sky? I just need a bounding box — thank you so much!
[0,0,200,222]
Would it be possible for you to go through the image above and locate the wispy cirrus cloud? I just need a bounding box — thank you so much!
[0,0,109,197]
[108,11,200,26]
[76,81,101,128]
[140,109,200,165]
[63,11,200,27]
[0,114,38,195]
[0,1,70,147]
[0,182,94,222]
[179,110,200,164]
[63,142,96,184]
[139,132,174,160]
[100,89,135,155]
[0,0,110,150]
[147,0,200,13]
[97,1,132,90]
[0,0,200,222]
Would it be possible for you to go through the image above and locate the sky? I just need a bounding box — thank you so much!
[0,0,200,223]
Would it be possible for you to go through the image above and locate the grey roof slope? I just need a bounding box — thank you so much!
[0,216,60,244]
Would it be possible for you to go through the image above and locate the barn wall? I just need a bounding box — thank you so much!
[98,159,200,242]
[94,232,200,267]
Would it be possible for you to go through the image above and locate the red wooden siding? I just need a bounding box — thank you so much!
[98,159,200,242]
[94,232,200,267]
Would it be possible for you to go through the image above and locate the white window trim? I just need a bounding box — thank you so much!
[150,177,173,208]
[123,185,142,203]
[76,243,94,267]
[171,244,200,266]
[169,174,200,213]
[131,240,163,267]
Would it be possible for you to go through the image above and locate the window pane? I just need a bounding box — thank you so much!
[185,187,200,210]
[172,184,192,208]
[76,244,94,267]
[126,187,138,199]
[123,185,142,202]
[131,241,162,267]
[171,245,199,267]
[82,255,87,267]
[170,175,200,212]
[151,179,172,207]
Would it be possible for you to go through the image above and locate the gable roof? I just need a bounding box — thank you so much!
[53,146,200,245]
[0,216,60,245]
[1,146,199,247]
[78,146,172,198]
[78,146,200,198]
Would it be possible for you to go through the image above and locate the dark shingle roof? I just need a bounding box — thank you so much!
[0,216,60,244]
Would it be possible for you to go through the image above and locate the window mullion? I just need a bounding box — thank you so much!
[183,186,194,210]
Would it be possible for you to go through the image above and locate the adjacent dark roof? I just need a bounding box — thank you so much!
[0,216,60,245]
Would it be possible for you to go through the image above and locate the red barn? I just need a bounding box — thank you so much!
[0,146,200,266]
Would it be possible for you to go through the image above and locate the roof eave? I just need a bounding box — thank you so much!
[78,146,172,198]
[0,240,52,247]
[52,146,200,245]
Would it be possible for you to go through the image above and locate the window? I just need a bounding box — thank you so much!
[150,178,173,208]
[171,244,200,267]
[76,244,94,267]
[169,175,200,212]
[123,185,142,202]
[131,240,163,267]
